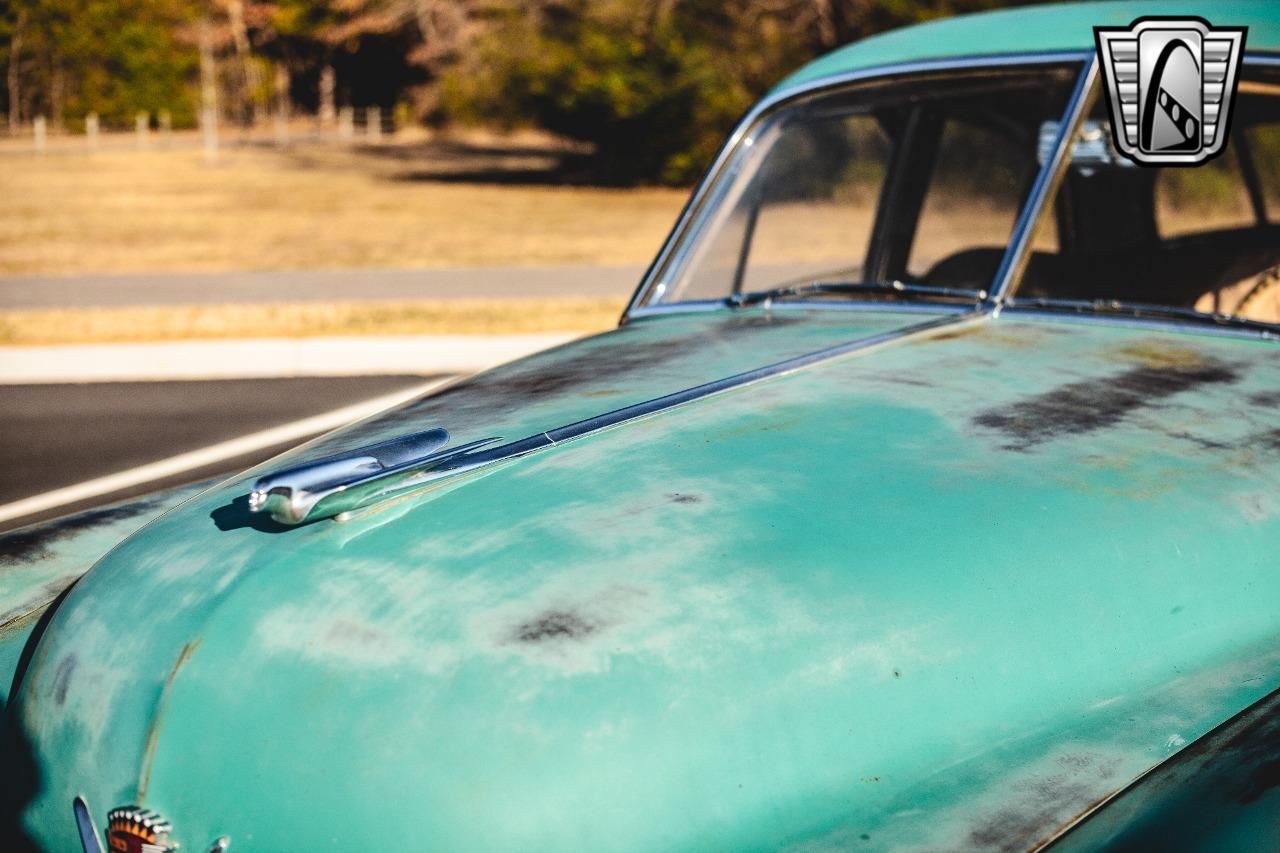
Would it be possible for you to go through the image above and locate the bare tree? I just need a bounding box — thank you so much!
[7,12,24,133]
[222,0,266,125]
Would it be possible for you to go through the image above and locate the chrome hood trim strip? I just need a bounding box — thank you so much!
[250,310,985,525]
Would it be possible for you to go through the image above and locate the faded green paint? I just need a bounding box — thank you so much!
[0,482,213,712]
[776,1,1280,93]
[6,308,1279,850]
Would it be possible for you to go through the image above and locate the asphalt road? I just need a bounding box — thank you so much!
[0,265,646,308]
[0,375,440,531]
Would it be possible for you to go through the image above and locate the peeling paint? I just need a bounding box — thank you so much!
[137,639,202,799]
[973,360,1241,450]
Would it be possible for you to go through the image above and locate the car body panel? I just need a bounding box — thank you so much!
[776,1,1280,94]
[8,311,1279,850]
[0,483,214,712]
[7,3,1280,849]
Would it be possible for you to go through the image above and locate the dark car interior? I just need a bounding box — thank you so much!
[919,70,1280,322]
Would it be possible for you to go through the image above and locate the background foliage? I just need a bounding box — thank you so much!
[0,0,1034,183]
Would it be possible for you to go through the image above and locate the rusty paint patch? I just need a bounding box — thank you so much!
[49,653,78,707]
[973,360,1240,450]
[1030,787,1121,851]
[136,639,202,799]
[1247,389,1280,408]
[924,325,984,343]
[965,753,1123,852]
[1113,341,1213,369]
[0,575,80,628]
[0,497,164,566]
[511,609,599,644]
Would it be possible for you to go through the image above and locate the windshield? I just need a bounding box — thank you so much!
[1012,65,1280,326]
[638,60,1280,331]
[641,65,1079,307]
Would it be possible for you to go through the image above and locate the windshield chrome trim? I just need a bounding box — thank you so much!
[621,51,1091,321]
[628,300,974,320]
[250,310,985,525]
[989,55,1098,306]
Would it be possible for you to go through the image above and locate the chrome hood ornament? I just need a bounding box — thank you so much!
[249,428,502,525]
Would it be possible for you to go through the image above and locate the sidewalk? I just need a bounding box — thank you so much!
[0,333,580,383]
[0,265,645,308]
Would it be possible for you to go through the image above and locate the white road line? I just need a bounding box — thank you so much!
[0,333,578,383]
[0,377,454,525]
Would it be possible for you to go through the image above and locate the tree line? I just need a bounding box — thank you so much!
[0,0,1029,183]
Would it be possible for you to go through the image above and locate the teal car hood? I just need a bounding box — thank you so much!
[9,310,1280,851]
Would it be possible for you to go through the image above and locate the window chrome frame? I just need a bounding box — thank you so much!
[622,51,1093,321]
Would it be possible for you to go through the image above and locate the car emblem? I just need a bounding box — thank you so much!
[105,806,178,853]
[1095,17,1246,166]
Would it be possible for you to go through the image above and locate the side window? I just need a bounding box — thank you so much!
[908,117,1032,280]
[1154,147,1255,239]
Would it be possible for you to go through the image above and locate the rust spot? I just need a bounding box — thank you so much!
[0,497,164,566]
[666,492,702,504]
[1030,787,1121,851]
[1114,341,1212,369]
[893,669,901,678]
[1248,427,1280,452]
[512,610,598,643]
[1248,389,1280,408]
[344,313,819,448]
[926,326,982,343]
[137,639,202,799]
[973,360,1240,450]
[720,313,803,329]
[0,576,79,629]
[965,753,1122,852]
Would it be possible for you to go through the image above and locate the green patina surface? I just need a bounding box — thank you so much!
[0,482,214,713]
[6,306,1279,850]
[776,1,1280,93]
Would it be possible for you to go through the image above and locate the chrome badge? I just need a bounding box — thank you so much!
[105,806,178,853]
[1095,17,1246,165]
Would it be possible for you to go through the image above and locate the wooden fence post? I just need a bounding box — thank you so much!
[319,66,336,128]
[159,110,172,147]
[33,115,46,154]
[199,18,219,164]
[85,112,99,151]
[366,107,382,144]
[338,106,354,141]
[273,64,290,146]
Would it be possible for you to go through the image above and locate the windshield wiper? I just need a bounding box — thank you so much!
[1008,297,1280,335]
[726,280,988,308]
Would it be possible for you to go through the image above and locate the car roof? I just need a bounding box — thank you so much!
[776,0,1280,93]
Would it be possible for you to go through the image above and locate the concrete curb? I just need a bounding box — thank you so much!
[0,333,581,383]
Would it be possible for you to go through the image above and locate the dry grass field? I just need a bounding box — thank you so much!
[0,136,686,276]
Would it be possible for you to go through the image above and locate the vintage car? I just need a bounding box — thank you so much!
[3,2,1280,850]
